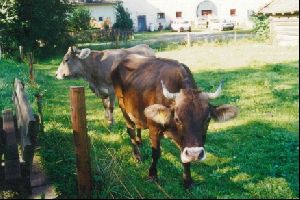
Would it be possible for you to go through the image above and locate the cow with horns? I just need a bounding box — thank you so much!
[55,44,155,127]
[111,54,238,188]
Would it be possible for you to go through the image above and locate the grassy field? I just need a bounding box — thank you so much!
[0,41,299,199]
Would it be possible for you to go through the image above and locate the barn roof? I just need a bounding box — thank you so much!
[71,0,119,5]
[259,0,299,15]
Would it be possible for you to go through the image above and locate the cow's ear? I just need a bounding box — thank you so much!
[144,104,172,125]
[77,48,91,59]
[211,105,238,122]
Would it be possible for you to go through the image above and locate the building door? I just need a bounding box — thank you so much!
[138,15,147,32]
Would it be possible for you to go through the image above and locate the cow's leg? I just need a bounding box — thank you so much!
[136,128,142,146]
[149,127,161,180]
[119,107,141,161]
[107,95,115,127]
[101,97,110,119]
[127,128,142,162]
[102,95,115,127]
[183,163,193,188]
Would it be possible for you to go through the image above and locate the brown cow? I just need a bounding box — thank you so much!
[55,44,155,127]
[111,54,238,188]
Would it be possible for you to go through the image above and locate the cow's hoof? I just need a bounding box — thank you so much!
[134,153,142,162]
[148,175,158,182]
[183,180,195,189]
[108,121,115,129]
[136,139,143,147]
[148,168,157,181]
[108,123,114,130]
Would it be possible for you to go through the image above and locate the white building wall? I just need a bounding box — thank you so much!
[82,4,116,25]
[122,0,271,31]
[81,0,272,31]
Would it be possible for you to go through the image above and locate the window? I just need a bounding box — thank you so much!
[99,17,103,21]
[230,9,236,16]
[202,10,212,16]
[176,12,182,18]
[157,13,165,19]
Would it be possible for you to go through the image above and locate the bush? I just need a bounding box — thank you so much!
[252,14,270,41]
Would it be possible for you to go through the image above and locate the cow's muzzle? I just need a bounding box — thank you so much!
[56,71,65,80]
[181,147,206,163]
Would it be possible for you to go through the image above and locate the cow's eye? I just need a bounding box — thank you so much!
[64,58,69,63]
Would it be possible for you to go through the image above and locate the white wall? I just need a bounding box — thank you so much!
[83,4,116,25]
[81,0,272,31]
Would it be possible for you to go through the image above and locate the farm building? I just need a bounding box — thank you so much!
[71,0,272,32]
[259,0,299,46]
[70,0,118,29]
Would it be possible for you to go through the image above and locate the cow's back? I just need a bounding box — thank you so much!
[111,54,196,128]
[126,44,156,57]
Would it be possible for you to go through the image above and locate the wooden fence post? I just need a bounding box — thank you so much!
[35,94,44,134]
[187,33,191,47]
[234,30,237,42]
[115,29,120,48]
[19,46,24,61]
[28,52,34,83]
[70,86,92,199]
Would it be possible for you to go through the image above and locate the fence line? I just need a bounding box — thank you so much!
[77,32,255,50]
[70,29,134,45]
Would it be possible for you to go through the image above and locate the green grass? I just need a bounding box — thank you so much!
[0,42,299,199]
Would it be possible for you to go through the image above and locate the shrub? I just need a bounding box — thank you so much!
[251,14,270,41]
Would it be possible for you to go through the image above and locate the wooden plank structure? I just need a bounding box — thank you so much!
[259,0,299,46]
[0,78,40,194]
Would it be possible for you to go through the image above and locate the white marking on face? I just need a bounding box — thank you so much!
[181,147,206,163]
[56,62,70,80]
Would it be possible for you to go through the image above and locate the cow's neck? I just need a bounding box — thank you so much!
[79,56,111,96]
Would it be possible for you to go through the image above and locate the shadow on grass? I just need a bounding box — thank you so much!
[80,120,298,199]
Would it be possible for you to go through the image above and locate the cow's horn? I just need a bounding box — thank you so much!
[204,80,224,100]
[77,48,91,60]
[161,80,178,100]
[72,46,77,53]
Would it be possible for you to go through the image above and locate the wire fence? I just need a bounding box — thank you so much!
[78,31,256,50]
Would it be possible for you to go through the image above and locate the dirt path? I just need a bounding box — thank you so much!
[157,42,299,71]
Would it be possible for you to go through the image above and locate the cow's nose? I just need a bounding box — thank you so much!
[198,148,206,161]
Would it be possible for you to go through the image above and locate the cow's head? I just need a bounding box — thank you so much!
[56,47,91,80]
[145,81,238,163]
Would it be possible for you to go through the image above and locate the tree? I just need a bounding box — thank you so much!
[0,0,17,25]
[68,7,91,32]
[0,0,18,54]
[1,0,72,56]
[113,2,133,30]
